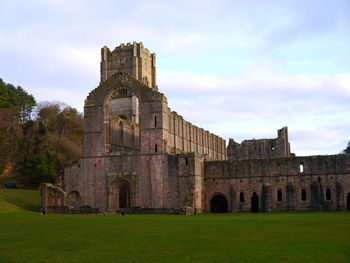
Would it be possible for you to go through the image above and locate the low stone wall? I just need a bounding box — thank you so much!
[112,207,187,215]
[41,183,189,214]
[45,205,100,214]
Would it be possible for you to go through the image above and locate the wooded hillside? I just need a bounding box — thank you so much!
[0,78,83,186]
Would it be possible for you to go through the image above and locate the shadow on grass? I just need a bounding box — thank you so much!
[0,188,40,212]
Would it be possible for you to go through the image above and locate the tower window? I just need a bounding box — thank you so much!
[155,144,158,153]
[299,163,304,173]
[154,116,157,127]
[277,189,282,201]
[185,157,189,166]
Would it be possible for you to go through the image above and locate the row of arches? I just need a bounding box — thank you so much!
[238,187,334,204]
[210,192,260,213]
[210,192,350,213]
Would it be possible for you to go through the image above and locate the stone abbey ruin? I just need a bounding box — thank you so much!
[41,42,350,214]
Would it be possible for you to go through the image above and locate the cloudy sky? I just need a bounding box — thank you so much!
[1,0,349,156]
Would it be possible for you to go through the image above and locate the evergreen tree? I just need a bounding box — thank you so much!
[343,141,350,154]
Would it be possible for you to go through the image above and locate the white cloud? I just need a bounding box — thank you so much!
[0,0,349,156]
[158,64,350,155]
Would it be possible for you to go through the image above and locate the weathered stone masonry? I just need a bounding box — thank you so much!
[41,42,350,213]
[205,154,350,212]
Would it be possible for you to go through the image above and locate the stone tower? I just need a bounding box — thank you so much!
[100,42,157,90]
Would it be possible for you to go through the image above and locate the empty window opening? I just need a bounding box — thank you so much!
[251,192,259,212]
[118,88,128,95]
[347,193,350,211]
[240,192,245,202]
[301,189,307,201]
[277,189,282,201]
[119,121,124,145]
[326,188,332,200]
[155,144,158,153]
[185,157,189,166]
[299,163,304,173]
[154,116,157,127]
[271,145,275,151]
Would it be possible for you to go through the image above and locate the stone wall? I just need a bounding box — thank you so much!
[204,154,350,212]
[227,127,291,160]
[100,42,157,90]
[58,42,350,215]
[166,111,226,160]
[40,183,66,212]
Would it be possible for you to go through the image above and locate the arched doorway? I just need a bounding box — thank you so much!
[119,184,130,208]
[109,180,132,209]
[251,192,259,212]
[210,195,228,213]
[347,193,350,211]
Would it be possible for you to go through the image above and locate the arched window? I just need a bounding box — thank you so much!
[277,189,282,201]
[299,163,304,173]
[119,121,124,145]
[326,188,332,200]
[239,192,245,203]
[301,189,307,201]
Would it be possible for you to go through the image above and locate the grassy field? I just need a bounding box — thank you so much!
[0,189,349,263]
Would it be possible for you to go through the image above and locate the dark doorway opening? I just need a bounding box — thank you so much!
[347,193,350,211]
[251,192,259,212]
[210,195,228,213]
[119,184,130,208]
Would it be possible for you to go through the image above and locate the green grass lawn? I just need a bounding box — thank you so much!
[0,189,349,263]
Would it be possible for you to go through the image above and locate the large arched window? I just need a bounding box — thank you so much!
[301,189,307,201]
[326,188,332,200]
[277,189,282,201]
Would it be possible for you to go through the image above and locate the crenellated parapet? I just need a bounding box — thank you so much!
[101,42,157,90]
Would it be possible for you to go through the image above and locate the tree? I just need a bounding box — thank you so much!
[1,78,84,186]
[343,141,350,154]
[0,79,36,122]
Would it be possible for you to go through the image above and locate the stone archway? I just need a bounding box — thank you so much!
[251,192,259,212]
[347,193,350,211]
[109,180,132,209]
[119,184,130,208]
[210,194,228,213]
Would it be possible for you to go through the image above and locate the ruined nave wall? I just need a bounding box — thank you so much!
[165,111,226,160]
[204,154,350,212]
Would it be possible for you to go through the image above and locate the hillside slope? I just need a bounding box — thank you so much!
[0,188,40,213]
